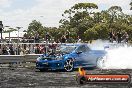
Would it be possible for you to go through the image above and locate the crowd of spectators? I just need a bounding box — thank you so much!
[109,30,129,43]
[0,43,59,55]
[0,31,82,55]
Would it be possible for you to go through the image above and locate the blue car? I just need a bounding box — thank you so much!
[36,44,107,72]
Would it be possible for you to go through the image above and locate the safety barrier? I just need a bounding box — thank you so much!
[0,54,42,63]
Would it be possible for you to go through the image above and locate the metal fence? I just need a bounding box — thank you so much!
[0,43,74,64]
[0,42,75,55]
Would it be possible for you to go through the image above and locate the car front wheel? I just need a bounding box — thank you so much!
[64,59,74,72]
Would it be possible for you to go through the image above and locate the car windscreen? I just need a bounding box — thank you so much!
[60,46,76,53]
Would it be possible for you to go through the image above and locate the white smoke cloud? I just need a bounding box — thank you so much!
[103,46,132,69]
[90,40,132,69]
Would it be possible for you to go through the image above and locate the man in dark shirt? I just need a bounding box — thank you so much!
[109,31,115,43]
[61,35,66,43]
[65,30,70,42]
[35,33,40,43]
[9,45,15,55]
[117,31,122,43]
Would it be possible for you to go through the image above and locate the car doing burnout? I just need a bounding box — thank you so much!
[36,44,107,72]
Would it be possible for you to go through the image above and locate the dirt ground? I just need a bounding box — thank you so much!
[0,66,132,88]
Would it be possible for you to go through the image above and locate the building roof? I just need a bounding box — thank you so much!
[2,31,26,39]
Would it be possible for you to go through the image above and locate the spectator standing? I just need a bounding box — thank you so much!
[2,46,8,55]
[35,33,40,43]
[56,39,60,43]
[109,30,115,43]
[40,45,45,54]
[35,44,40,54]
[117,31,122,43]
[65,30,70,43]
[15,45,21,55]
[123,32,129,43]
[9,45,15,55]
[28,36,32,43]
[61,35,66,43]
[45,32,51,42]
[77,36,81,43]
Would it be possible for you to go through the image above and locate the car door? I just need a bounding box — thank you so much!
[74,45,89,67]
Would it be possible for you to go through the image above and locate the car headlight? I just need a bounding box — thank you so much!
[37,57,41,61]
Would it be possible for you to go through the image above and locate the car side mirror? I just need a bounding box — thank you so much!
[76,51,82,54]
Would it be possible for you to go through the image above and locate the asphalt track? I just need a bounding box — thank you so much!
[0,66,132,88]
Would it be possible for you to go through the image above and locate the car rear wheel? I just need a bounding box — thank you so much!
[97,57,106,69]
[64,59,74,72]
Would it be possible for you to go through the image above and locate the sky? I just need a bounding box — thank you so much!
[0,0,131,31]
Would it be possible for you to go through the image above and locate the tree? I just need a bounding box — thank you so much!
[27,20,44,38]
[60,3,98,40]
[108,6,123,25]
[130,1,132,10]
[84,27,97,41]
[25,3,132,42]
[84,23,109,40]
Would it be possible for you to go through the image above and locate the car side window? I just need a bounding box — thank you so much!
[76,45,87,52]
[85,45,90,51]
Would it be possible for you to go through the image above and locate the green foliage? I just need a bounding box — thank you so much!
[108,6,122,13]
[94,23,109,39]
[26,2,132,42]
[71,3,98,11]
[84,23,109,40]
[84,28,97,40]
[60,2,98,39]
[27,20,44,38]
[130,1,132,10]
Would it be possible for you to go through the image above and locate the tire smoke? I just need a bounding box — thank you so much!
[103,46,132,69]
[90,40,132,69]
